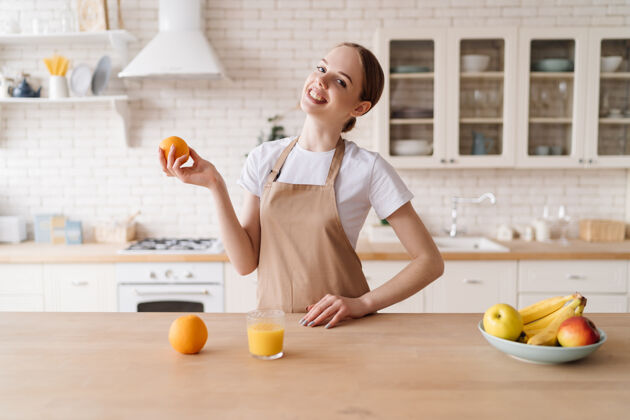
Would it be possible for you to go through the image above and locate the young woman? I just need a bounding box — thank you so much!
[159,42,444,329]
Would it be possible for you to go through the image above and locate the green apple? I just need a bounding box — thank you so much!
[483,303,523,341]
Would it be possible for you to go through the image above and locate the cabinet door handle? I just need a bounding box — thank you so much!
[463,278,482,284]
[440,158,447,164]
[72,280,88,286]
[566,274,586,280]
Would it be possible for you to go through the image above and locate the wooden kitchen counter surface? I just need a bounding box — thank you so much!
[1,313,627,419]
[2,239,630,263]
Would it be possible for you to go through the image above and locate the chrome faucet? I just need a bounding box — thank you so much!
[447,192,496,237]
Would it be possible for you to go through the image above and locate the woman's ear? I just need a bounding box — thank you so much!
[351,100,372,118]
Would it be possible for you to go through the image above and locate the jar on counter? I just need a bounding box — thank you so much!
[533,219,550,242]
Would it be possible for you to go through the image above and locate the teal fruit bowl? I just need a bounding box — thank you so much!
[478,320,606,364]
[532,58,574,72]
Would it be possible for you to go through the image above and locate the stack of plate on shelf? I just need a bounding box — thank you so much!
[390,107,433,118]
[69,55,112,96]
[391,139,433,156]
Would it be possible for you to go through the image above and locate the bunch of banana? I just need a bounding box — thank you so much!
[517,293,587,346]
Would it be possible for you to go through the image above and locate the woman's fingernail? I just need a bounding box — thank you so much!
[298,318,304,324]
[325,323,331,329]
[307,321,314,327]
[300,319,307,326]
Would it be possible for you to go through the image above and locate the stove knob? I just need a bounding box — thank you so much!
[164,269,173,278]
[149,271,157,279]
[183,271,194,279]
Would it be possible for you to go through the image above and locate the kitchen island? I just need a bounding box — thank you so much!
[1,313,628,419]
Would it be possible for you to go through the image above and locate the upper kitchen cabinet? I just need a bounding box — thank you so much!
[516,28,588,168]
[446,28,517,167]
[585,28,630,168]
[373,28,447,169]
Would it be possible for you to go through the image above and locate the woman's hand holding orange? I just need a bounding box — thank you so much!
[300,294,372,329]
[159,145,222,190]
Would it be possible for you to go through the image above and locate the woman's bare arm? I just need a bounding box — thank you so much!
[159,145,261,274]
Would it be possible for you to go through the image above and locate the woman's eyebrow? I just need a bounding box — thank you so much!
[321,58,353,85]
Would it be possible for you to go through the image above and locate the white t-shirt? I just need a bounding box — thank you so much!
[237,136,414,248]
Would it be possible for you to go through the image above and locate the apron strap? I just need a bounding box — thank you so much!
[325,137,345,186]
[264,137,300,186]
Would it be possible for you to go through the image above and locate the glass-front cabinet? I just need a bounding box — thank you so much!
[446,28,517,167]
[585,28,630,168]
[516,28,588,167]
[374,28,447,168]
[375,27,630,169]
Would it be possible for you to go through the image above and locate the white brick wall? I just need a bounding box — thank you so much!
[0,0,628,242]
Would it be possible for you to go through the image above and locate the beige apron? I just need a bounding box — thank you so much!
[257,137,370,313]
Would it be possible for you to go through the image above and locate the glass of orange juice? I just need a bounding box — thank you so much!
[247,309,285,360]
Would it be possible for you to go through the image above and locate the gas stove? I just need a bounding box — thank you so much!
[118,238,224,254]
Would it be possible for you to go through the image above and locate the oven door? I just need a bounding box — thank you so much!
[118,283,224,312]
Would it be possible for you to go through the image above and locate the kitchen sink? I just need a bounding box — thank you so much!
[433,236,510,252]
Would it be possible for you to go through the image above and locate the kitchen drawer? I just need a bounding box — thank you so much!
[363,261,423,313]
[44,264,116,312]
[0,295,44,311]
[0,264,43,294]
[518,261,627,293]
[519,293,627,313]
[424,261,517,313]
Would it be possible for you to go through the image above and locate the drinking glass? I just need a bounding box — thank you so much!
[246,309,285,360]
[557,205,571,246]
[473,89,485,117]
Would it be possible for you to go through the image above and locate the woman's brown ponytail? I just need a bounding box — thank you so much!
[336,42,384,133]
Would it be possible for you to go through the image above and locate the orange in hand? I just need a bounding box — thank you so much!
[159,136,190,162]
[168,314,208,354]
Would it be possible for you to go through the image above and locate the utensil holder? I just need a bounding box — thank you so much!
[49,75,68,99]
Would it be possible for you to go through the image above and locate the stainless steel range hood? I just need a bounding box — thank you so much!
[118,0,227,80]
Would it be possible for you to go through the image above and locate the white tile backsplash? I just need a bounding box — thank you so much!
[0,0,628,242]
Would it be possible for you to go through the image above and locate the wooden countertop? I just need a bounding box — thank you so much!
[1,239,630,263]
[1,312,627,419]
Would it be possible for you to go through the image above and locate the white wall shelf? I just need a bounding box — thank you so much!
[0,96,132,146]
[0,30,136,146]
[0,30,136,64]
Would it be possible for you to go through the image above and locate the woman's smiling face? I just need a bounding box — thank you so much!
[300,46,371,125]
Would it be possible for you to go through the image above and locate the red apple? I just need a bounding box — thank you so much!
[557,316,600,347]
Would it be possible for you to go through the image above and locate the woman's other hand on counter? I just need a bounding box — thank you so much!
[299,294,371,329]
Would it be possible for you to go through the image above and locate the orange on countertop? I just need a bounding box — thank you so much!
[159,136,190,162]
[168,314,208,354]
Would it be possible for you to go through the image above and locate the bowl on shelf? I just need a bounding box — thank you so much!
[600,56,623,73]
[391,139,433,156]
[391,65,430,74]
[461,54,490,72]
[478,320,606,364]
[532,58,574,72]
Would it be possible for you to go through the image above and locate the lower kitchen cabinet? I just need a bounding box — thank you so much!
[0,264,44,311]
[224,263,258,313]
[362,261,425,313]
[518,260,628,313]
[423,261,518,313]
[43,264,117,312]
